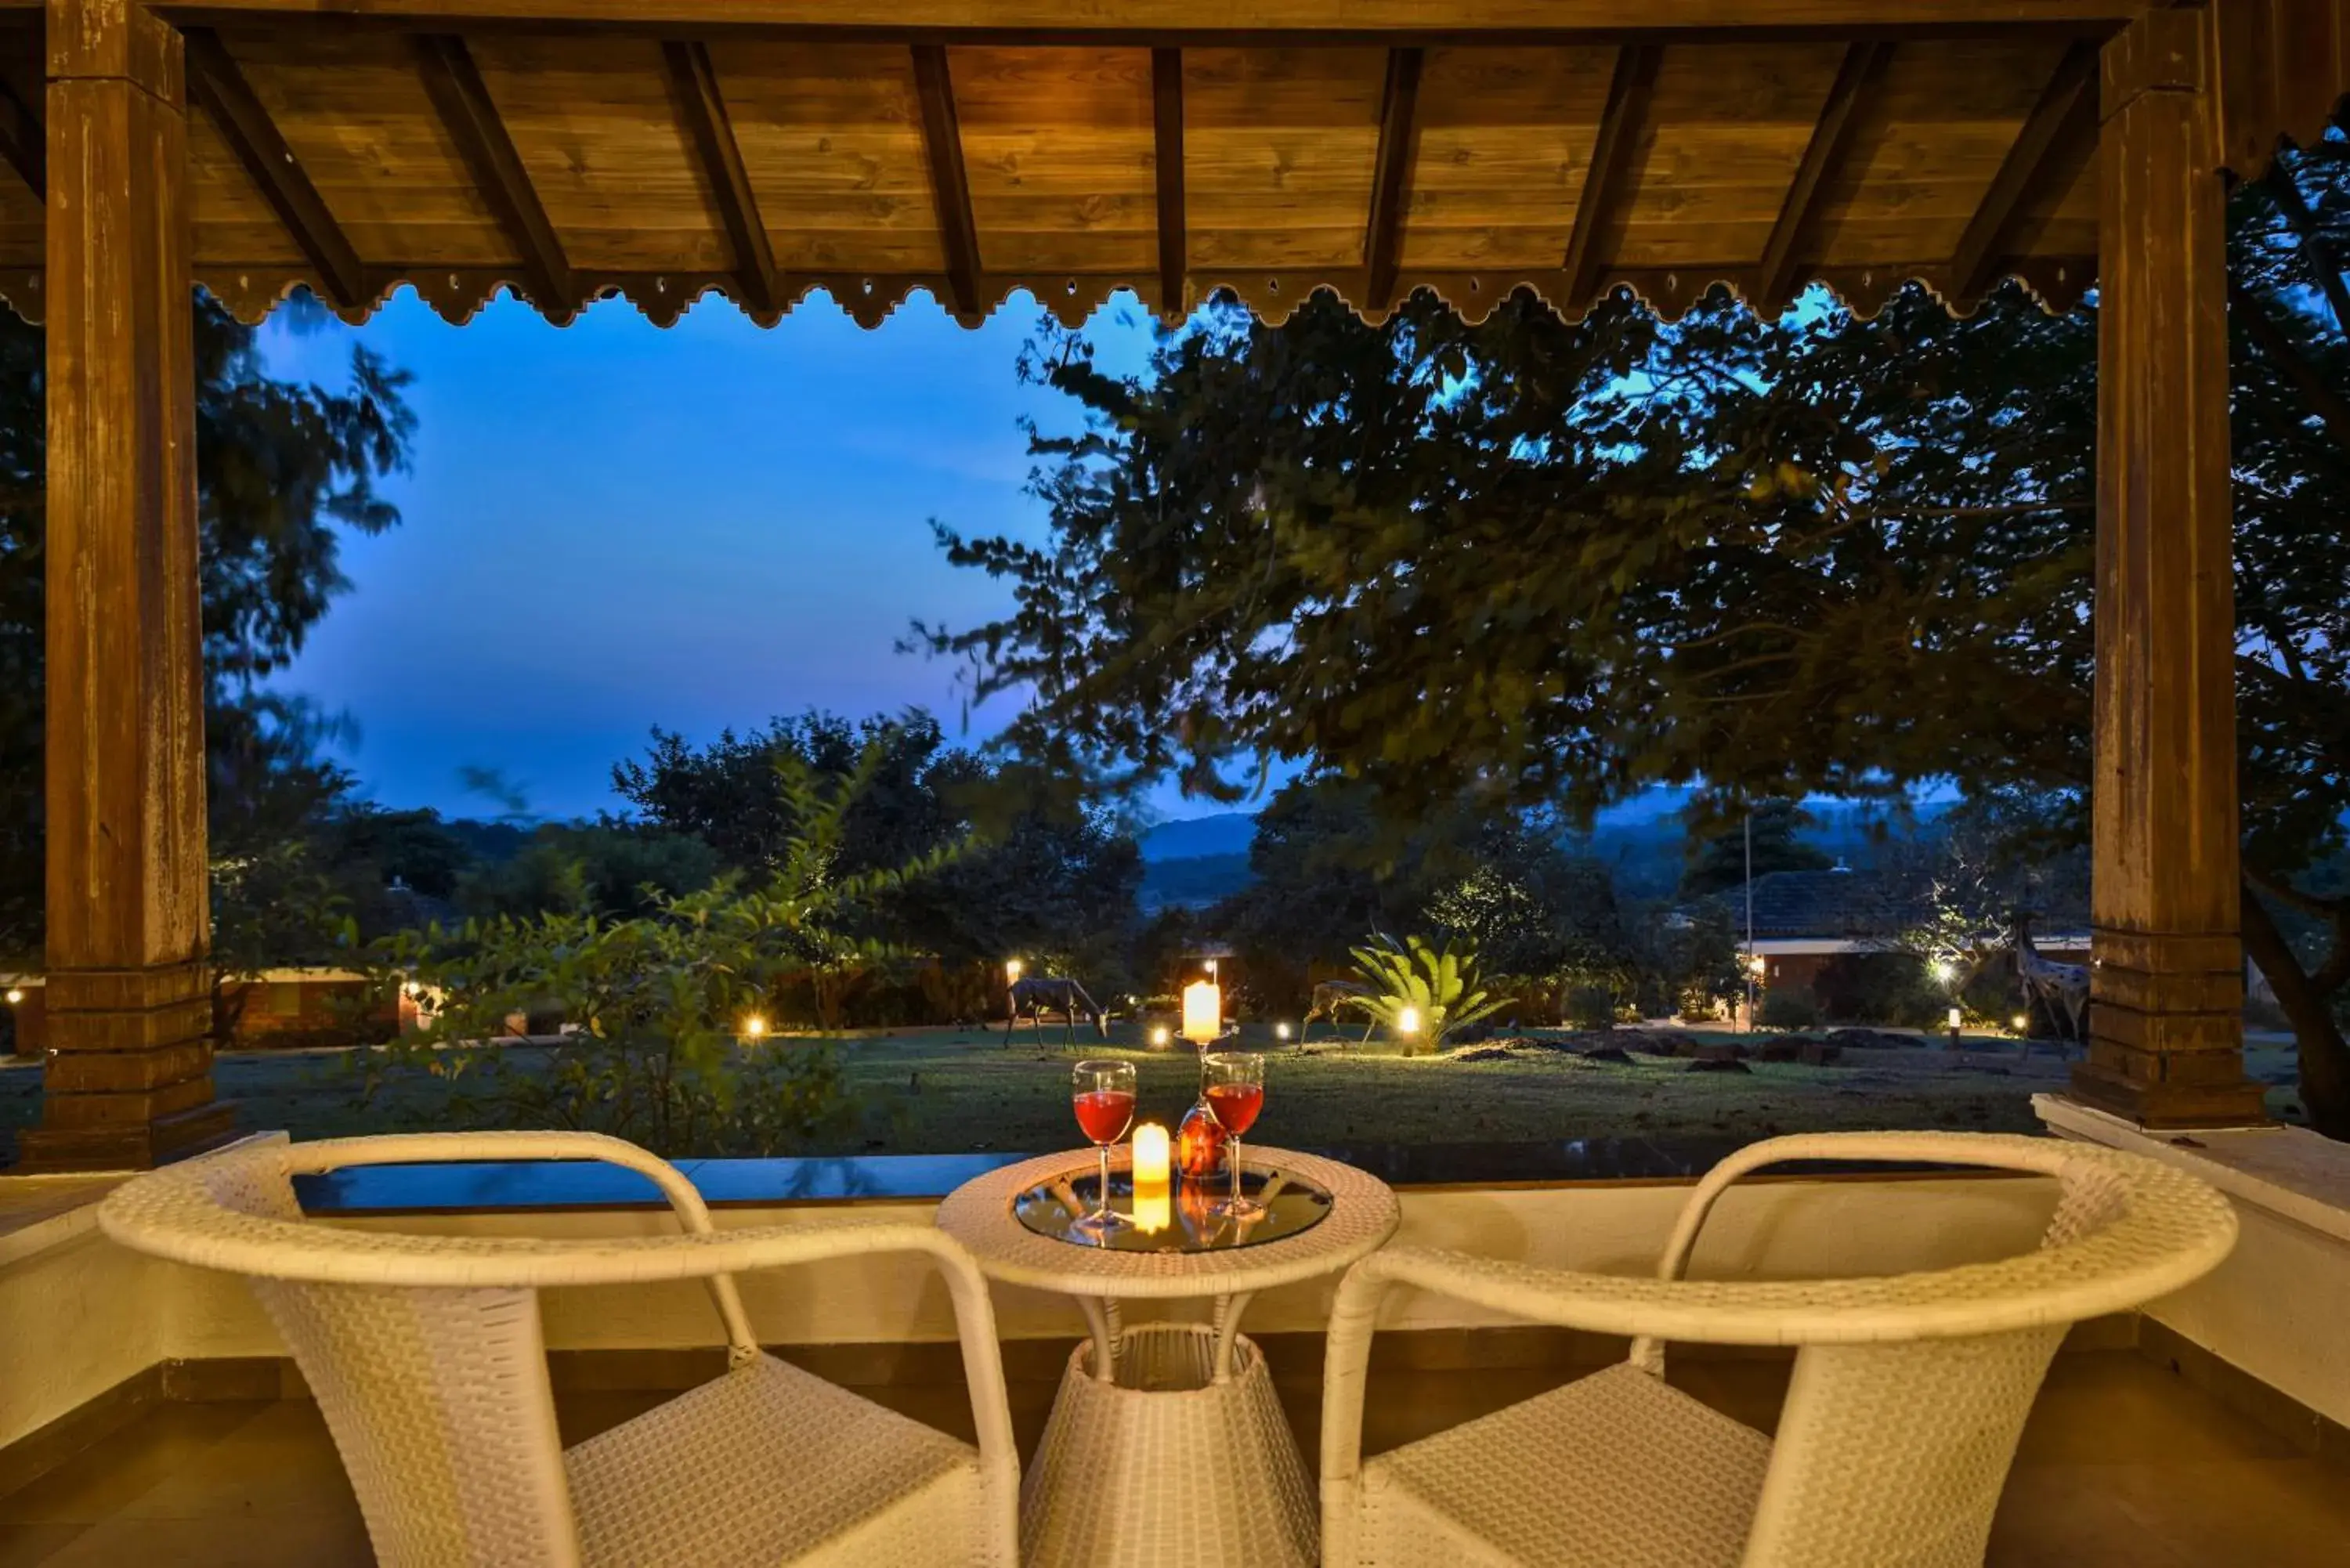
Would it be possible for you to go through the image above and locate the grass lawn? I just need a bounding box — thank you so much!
[16,1021,2302,1165]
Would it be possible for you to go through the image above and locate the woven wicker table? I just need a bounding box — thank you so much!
[936,1144,1399,1568]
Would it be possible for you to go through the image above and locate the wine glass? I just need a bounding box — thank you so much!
[1069,1059,1137,1239]
[1201,1051,1267,1221]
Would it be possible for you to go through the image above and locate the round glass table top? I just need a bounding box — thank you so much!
[1013,1167,1333,1253]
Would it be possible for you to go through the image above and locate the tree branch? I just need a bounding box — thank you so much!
[2264,150,2350,340]
[2232,277,2350,448]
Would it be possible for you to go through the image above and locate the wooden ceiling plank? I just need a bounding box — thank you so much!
[1755,38,1887,313]
[1363,45,1423,313]
[1562,42,1659,309]
[663,38,781,316]
[912,42,982,318]
[415,32,575,309]
[1152,45,1185,321]
[185,28,364,306]
[1947,37,2097,301]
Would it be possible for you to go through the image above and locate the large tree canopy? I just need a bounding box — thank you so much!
[927,139,2350,1135]
[0,298,417,961]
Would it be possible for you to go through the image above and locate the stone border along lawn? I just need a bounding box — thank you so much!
[0,1025,2308,1163]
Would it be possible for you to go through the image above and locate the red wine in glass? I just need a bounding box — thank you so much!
[1201,1052,1268,1221]
[1074,1089,1137,1144]
[1203,1082,1262,1137]
[1070,1059,1137,1239]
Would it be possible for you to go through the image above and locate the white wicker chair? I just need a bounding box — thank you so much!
[98,1132,1020,1568]
[1319,1131,2239,1568]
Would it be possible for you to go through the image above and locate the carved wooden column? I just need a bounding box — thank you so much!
[2070,4,2266,1127]
[18,0,231,1169]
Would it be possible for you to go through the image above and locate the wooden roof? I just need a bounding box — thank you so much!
[0,0,2339,327]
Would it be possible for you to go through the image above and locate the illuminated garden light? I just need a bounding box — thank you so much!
[1006,958,1025,983]
[1150,1024,1172,1047]
[3,988,19,1006]
[743,1014,768,1041]
[1275,1022,1292,1042]
[1932,959,1956,985]
[1397,1006,1422,1036]
[1947,1006,1963,1030]
[2012,1013,2031,1034]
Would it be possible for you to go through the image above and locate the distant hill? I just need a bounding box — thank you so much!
[1139,813,1258,862]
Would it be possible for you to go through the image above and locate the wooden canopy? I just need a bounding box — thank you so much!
[17,0,2350,1169]
[0,0,2328,331]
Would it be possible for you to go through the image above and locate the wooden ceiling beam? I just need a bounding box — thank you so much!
[1755,39,1888,314]
[1948,38,2099,302]
[185,28,365,309]
[1152,45,1185,323]
[912,42,982,320]
[132,2,2147,34]
[1363,45,1423,314]
[415,32,575,310]
[1563,42,1660,309]
[663,39,781,317]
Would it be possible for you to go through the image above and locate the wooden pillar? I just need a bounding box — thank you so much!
[2070,5,2266,1128]
[17,0,231,1170]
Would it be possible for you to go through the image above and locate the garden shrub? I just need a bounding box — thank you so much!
[1759,990,1824,1030]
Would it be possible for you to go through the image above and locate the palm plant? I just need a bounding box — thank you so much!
[1346,933,1511,1055]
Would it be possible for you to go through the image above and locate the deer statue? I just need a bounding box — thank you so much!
[2012,910,2091,1049]
[1304,979,1378,1046]
[1004,976,1108,1048]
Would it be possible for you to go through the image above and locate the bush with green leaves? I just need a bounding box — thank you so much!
[1758,989,1824,1031]
[1345,934,1510,1055]
[356,732,962,1156]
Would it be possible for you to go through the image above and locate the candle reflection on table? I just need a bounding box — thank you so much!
[1131,1123,1172,1232]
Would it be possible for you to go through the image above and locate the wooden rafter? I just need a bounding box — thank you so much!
[0,71,38,201]
[1364,45,1423,313]
[1948,38,2099,302]
[1563,42,1660,309]
[185,28,366,309]
[913,42,982,319]
[663,39,781,317]
[1152,45,1186,322]
[415,33,574,310]
[1755,39,1888,313]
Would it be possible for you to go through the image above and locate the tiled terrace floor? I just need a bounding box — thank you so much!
[1,1348,2343,1566]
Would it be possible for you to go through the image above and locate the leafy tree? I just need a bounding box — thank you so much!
[927,145,2350,1134]
[0,296,414,961]
[364,732,959,1154]
[1678,799,1833,900]
[457,822,721,922]
[613,708,1142,985]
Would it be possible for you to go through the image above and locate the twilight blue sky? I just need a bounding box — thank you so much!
[262,287,1161,822]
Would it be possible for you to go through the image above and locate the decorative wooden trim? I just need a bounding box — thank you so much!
[414,33,574,313]
[1563,42,1660,309]
[911,42,982,320]
[173,254,2094,334]
[662,38,779,320]
[0,73,38,200]
[1152,45,1185,323]
[1364,45,1423,313]
[1755,38,1888,314]
[184,28,364,309]
[1950,37,2098,302]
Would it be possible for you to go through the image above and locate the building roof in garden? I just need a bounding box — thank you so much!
[0,0,2337,329]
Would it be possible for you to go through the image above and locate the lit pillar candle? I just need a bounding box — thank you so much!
[1130,1122,1172,1232]
[1181,980,1221,1044]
